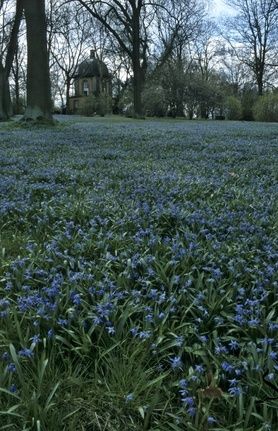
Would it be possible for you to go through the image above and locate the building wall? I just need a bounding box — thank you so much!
[69,75,112,113]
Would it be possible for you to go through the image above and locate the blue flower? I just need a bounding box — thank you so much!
[228,378,238,387]
[138,331,151,340]
[30,334,41,345]
[175,336,184,346]
[170,356,183,370]
[9,384,17,393]
[18,348,34,358]
[195,364,205,374]
[215,344,228,355]
[187,406,196,417]
[269,351,277,361]
[266,373,275,381]
[221,361,234,374]
[179,379,188,389]
[229,340,239,351]
[130,327,139,336]
[189,374,199,382]
[7,363,16,373]
[124,393,134,402]
[57,318,69,327]
[181,396,195,406]
[106,325,115,335]
[248,318,260,327]
[1,352,9,361]
[70,292,81,306]
[207,416,217,424]
[228,386,242,397]
[47,329,55,339]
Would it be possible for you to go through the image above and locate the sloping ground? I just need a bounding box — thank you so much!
[0,117,278,430]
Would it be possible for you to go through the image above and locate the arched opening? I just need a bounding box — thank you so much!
[83,80,89,96]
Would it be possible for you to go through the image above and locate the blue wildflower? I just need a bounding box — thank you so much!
[269,351,277,360]
[9,384,17,393]
[7,363,16,373]
[170,356,183,370]
[229,340,239,351]
[18,348,34,358]
[124,393,134,402]
[228,386,242,397]
[30,334,41,345]
[208,416,217,424]
[179,379,188,389]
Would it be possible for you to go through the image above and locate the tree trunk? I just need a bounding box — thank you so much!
[13,44,21,114]
[133,64,144,118]
[0,69,9,121]
[176,89,184,117]
[23,0,53,121]
[132,6,144,118]
[0,65,12,121]
[65,75,71,114]
[0,0,23,121]
[257,73,264,96]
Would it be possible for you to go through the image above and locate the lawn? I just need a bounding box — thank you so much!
[0,116,278,430]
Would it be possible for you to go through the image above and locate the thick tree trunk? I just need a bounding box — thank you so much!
[23,0,53,121]
[0,66,12,121]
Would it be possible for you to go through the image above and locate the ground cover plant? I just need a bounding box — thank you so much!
[0,116,278,430]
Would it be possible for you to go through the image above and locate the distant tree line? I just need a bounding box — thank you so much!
[0,0,278,122]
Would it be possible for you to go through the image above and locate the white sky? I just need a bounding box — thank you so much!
[210,0,236,17]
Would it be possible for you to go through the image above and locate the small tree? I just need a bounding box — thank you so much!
[253,93,278,122]
[225,96,242,120]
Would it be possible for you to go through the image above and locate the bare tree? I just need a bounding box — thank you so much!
[49,1,115,112]
[191,20,221,117]
[149,0,207,117]
[72,0,204,117]
[72,0,155,117]
[48,2,92,112]
[224,0,278,95]
[153,0,205,69]
[217,45,249,94]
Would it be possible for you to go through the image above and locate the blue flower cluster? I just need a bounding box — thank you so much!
[0,118,277,428]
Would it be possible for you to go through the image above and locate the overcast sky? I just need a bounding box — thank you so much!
[210,0,236,17]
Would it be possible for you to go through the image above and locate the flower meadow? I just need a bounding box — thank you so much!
[0,117,278,430]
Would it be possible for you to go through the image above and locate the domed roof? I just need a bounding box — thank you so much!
[76,53,110,78]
